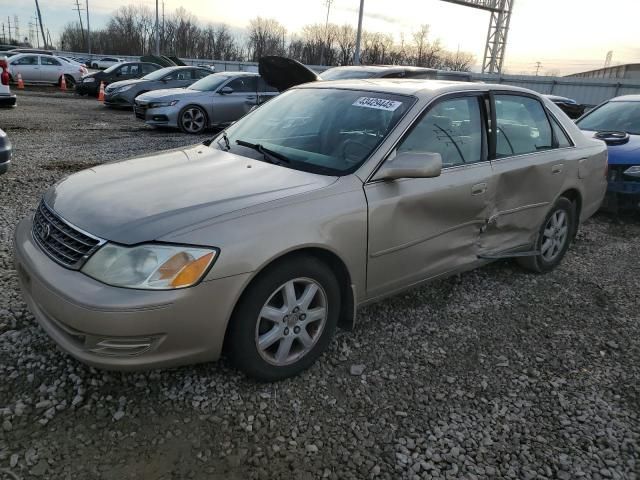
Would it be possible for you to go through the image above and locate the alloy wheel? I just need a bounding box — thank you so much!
[541,209,568,262]
[255,278,328,366]
[181,107,206,133]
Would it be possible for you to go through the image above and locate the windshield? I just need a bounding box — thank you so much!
[577,101,640,135]
[220,88,413,176]
[321,68,378,80]
[104,63,123,74]
[142,67,176,81]
[188,74,229,91]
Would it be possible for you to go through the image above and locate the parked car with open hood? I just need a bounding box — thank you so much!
[134,71,279,133]
[6,53,85,88]
[76,61,161,96]
[577,95,640,210]
[104,66,213,108]
[15,77,607,380]
[544,95,585,119]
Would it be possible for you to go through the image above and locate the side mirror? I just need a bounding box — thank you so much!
[219,86,234,95]
[374,151,442,181]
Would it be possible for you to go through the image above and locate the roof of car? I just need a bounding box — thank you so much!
[610,95,640,102]
[324,65,435,73]
[298,78,535,97]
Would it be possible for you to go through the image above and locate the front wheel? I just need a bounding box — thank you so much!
[518,197,575,273]
[178,105,208,134]
[227,256,340,381]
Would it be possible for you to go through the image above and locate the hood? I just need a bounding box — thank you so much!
[582,130,640,165]
[258,56,319,91]
[105,78,145,90]
[44,146,337,244]
[136,88,198,102]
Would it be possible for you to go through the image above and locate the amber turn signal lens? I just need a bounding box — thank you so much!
[171,252,215,288]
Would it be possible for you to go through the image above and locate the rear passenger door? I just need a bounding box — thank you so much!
[365,93,494,298]
[480,92,572,254]
[39,56,64,83]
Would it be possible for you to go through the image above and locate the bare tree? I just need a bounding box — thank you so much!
[246,17,286,62]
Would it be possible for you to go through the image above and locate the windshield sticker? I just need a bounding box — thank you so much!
[352,97,402,111]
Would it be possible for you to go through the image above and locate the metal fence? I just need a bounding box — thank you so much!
[57,50,640,106]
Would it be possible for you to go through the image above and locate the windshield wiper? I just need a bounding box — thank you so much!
[236,139,291,165]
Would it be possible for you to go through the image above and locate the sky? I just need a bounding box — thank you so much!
[1,0,638,75]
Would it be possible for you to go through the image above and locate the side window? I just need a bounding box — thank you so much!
[494,95,553,157]
[258,77,278,93]
[195,69,211,79]
[41,57,61,66]
[117,65,129,76]
[175,69,189,80]
[550,116,572,148]
[397,96,484,167]
[227,77,257,93]
[128,65,140,76]
[14,56,38,65]
[142,64,156,74]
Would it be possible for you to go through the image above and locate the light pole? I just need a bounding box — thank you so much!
[354,0,364,65]
[86,0,91,56]
[155,0,160,55]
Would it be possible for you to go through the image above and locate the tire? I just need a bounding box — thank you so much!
[61,74,76,89]
[227,255,341,381]
[517,197,575,273]
[178,105,208,134]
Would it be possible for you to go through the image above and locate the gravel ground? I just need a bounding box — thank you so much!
[1,91,639,480]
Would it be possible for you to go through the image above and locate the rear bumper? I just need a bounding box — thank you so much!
[13,216,251,370]
[0,94,17,108]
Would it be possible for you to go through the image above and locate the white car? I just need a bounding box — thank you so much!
[90,57,123,70]
[58,56,88,74]
[7,53,85,88]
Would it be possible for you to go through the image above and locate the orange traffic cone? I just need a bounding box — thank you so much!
[60,75,67,91]
[17,73,24,89]
[98,81,105,102]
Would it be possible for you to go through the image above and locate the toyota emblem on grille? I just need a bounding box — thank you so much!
[41,223,51,241]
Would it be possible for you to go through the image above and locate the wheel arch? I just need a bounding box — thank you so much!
[223,246,357,352]
[559,187,582,236]
[179,103,210,131]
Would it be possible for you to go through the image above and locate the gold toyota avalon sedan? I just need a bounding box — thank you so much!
[14,70,607,380]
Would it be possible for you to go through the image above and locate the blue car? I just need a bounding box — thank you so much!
[577,95,640,210]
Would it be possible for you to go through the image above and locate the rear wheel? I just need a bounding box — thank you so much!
[178,105,208,134]
[517,197,574,273]
[227,256,340,381]
[60,74,76,88]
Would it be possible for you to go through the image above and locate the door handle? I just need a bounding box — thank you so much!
[551,163,563,174]
[471,183,487,195]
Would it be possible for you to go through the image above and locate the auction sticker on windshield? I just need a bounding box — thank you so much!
[352,97,403,111]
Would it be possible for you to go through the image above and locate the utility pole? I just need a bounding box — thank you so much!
[534,61,542,76]
[34,0,47,48]
[162,1,165,52]
[73,0,86,48]
[33,15,40,48]
[155,0,160,55]
[319,0,334,65]
[14,16,19,43]
[7,17,12,44]
[1,24,5,44]
[86,0,91,56]
[354,0,364,65]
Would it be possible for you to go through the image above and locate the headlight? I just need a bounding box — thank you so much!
[149,100,179,108]
[624,166,640,178]
[82,243,217,290]
[83,77,95,83]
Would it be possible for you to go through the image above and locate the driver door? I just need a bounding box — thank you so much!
[365,93,494,298]
[212,76,258,124]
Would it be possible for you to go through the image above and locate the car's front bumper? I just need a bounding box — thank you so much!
[104,91,133,107]
[0,93,17,108]
[76,82,99,95]
[13,216,250,370]
[603,176,640,210]
[134,104,179,128]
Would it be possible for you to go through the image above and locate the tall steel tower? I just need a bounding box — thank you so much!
[440,0,515,74]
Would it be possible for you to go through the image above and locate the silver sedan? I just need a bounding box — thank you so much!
[15,80,607,380]
[134,72,279,134]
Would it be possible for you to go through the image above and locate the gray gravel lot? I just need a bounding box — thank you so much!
[0,91,639,480]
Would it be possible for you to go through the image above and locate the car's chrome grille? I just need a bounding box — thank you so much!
[32,201,104,269]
